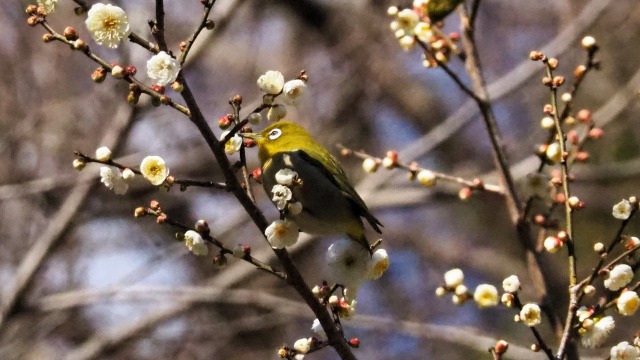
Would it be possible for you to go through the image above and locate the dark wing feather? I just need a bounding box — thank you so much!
[296,150,383,233]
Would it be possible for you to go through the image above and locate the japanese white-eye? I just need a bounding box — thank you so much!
[243,121,382,251]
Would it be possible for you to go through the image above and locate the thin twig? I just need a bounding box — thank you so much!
[152,0,169,52]
[178,0,217,65]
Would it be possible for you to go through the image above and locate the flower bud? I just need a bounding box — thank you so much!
[362,158,379,173]
[195,219,210,235]
[458,187,472,201]
[170,81,183,93]
[111,65,126,79]
[588,127,603,139]
[91,67,107,83]
[134,207,146,218]
[581,36,596,50]
[574,65,587,80]
[72,158,86,171]
[63,27,79,41]
[529,51,544,61]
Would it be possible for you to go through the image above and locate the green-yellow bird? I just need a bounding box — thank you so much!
[243,121,382,251]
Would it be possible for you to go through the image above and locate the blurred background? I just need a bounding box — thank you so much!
[3,0,640,359]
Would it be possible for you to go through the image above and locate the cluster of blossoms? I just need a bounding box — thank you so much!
[264,169,303,249]
[387,1,458,67]
[74,147,171,195]
[436,271,543,327]
[256,70,308,122]
[64,3,183,97]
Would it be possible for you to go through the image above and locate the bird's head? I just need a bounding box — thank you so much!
[243,121,316,165]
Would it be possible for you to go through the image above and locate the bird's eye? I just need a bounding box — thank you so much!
[268,128,282,140]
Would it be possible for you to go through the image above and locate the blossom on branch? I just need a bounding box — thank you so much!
[271,184,293,211]
[519,303,541,327]
[275,168,298,186]
[610,341,640,360]
[368,248,389,280]
[604,264,634,291]
[140,155,169,185]
[502,275,521,293]
[580,316,615,348]
[257,70,284,94]
[85,3,130,49]
[282,79,307,104]
[265,219,298,248]
[147,51,181,86]
[443,268,464,288]
[612,199,632,220]
[184,230,208,256]
[617,290,639,316]
[473,284,498,308]
[99,166,128,195]
[220,131,242,155]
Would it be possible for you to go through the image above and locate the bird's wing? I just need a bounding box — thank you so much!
[296,149,383,233]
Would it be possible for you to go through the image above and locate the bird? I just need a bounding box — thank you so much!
[243,121,382,251]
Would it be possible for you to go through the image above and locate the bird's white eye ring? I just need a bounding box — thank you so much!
[268,128,282,140]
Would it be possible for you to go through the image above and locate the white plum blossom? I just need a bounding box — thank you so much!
[85,3,130,48]
[95,146,112,162]
[147,51,181,86]
[604,264,634,291]
[617,290,639,316]
[368,248,390,280]
[362,158,379,173]
[417,169,437,187]
[271,184,293,210]
[326,239,370,290]
[220,131,242,155]
[267,104,287,122]
[184,230,208,256]
[519,303,542,327]
[265,219,298,248]
[99,166,128,195]
[443,268,464,288]
[610,341,640,360]
[473,284,499,308]
[122,168,135,180]
[502,275,521,293]
[275,168,298,186]
[546,142,562,163]
[257,70,284,94]
[72,159,86,171]
[581,316,615,348]
[293,338,311,354]
[612,199,633,220]
[140,155,169,185]
[282,79,307,104]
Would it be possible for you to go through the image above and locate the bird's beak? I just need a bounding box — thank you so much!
[238,133,262,140]
[240,132,261,140]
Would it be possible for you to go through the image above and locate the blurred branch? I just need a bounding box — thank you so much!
[0,175,77,200]
[35,285,603,360]
[0,104,139,333]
